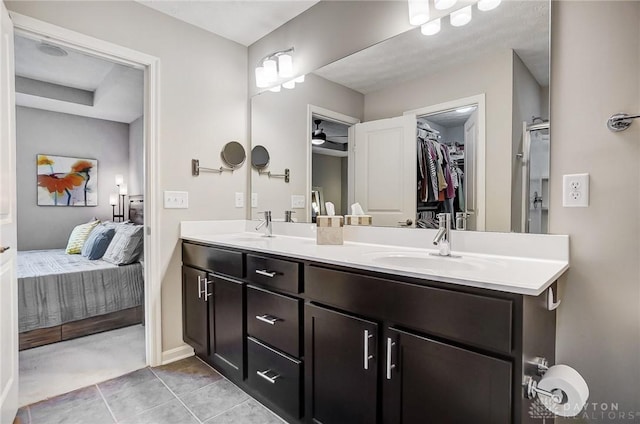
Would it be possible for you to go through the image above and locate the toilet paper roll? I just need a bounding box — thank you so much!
[537,364,589,417]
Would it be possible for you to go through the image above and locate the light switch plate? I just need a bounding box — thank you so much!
[164,191,188,209]
[235,192,244,208]
[291,195,305,209]
[562,173,589,207]
[251,193,258,208]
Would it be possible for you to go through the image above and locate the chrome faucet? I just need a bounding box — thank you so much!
[255,211,273,237]
[284,210,295,223]
[432,213,451,256]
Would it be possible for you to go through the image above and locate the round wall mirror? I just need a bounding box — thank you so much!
[221,141,246,168]
[251,145,270,170]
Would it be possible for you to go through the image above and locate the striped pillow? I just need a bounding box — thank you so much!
[65,220,99,254]
[102,224,144,265]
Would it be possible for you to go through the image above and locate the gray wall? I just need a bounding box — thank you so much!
[7,0,248,352]
[128,116,143,196]
[16,106,129,250]
[551,1,640,420]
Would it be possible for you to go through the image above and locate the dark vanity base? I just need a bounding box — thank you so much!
[182,240,556,424]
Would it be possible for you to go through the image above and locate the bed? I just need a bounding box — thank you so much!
[18,198,146,350]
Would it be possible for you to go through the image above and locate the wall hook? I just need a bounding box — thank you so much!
[607,112,640,132]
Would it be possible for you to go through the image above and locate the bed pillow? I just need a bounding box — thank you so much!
[65,220,99,254]
[81,225,116,260]
[102,224,144,265]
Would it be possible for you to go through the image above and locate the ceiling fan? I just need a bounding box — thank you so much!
[311,119,347,147]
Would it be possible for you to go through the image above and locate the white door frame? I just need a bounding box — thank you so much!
[306,105,359,221]
[404,94,486,231]
[10,12,163,366]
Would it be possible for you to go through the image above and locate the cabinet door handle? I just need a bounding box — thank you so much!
[255,314,281,325]
[364,329,374,370]
[386,337,396,380]
[256,369,281,384]
[204,278,213,301]
[255,269,277,278]
[197,275,204,299]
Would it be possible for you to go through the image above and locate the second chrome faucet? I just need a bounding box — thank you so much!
[432,213,452,256]
[255,211,273,237]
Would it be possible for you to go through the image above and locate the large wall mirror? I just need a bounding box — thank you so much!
[250,0,550,233]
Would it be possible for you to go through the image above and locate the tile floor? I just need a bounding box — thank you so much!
[14,356,286,424]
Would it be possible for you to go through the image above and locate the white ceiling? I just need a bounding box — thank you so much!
[136,0,319,47]
[14,35,144,123]
[314,0,549,95]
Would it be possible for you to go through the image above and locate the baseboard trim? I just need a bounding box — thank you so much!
[161,344,194,365]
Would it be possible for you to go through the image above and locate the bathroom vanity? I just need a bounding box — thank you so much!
[181,221,568,424]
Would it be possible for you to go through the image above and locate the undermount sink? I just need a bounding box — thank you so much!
[224,234,272,243]
[366,252,485,272]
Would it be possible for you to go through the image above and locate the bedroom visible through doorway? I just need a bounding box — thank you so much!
[13,33,147,406]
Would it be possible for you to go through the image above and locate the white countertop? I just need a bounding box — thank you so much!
[181,221,569,296]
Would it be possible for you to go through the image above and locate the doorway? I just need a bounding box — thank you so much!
[9,11,161,407]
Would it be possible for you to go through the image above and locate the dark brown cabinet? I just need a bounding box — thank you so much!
[305,303,379,424]
[182,265,209,356]
[383,328,512,424]
[208,274,245,380]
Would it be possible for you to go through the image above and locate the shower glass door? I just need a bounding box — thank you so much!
[523,123,550,234]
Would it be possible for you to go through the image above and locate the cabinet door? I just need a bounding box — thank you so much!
[305,303,378,424]
[383,328,512,424]
[209,274,245,381]
[182,266,209,356]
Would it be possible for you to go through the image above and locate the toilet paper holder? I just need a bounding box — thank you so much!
[524,357,563,404]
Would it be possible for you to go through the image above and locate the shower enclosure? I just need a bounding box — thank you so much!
[521,121,550,234]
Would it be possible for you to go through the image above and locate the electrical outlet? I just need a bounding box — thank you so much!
[291,195,305,209]
[251,193,258,208]
[164,191,189,209]
[235,192,244,208]
[563,173,589,207]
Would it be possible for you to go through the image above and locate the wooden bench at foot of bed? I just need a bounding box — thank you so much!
[19,306,143,351]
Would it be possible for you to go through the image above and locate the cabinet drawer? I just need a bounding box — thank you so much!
[183,243,243,278]
[246,254,301,294]
[247,337,302,419]
[247,286,301,357]
[305,266,513,354]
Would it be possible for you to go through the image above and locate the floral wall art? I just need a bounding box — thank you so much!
[37,154,98,206]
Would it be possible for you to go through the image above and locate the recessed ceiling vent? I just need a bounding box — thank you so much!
[37,42,68,57]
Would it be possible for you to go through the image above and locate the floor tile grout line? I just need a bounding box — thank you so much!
[95,384,118,424]
[203,399,251,422]
[149,366,204,424]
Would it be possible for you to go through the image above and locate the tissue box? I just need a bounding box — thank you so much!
[316,216,344,245]
[344,215,373,226]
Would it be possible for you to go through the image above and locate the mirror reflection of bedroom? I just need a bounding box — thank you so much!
[14,35,146,406]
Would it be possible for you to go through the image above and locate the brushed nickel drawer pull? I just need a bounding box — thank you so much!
[197,275,204,299]
[386,337,396,380]
[364,329,374,370]
[256,369,281,384]
[204,278,213,301]
[255,269,277,278]
[256,314,281,325]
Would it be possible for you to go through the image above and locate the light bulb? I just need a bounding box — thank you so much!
[263,58,278,83]
[255,66,268,88]
[278,54,293,78]
[294,75,305,83]
[478,0,501,11]
[115,174,123,185]
[408,0,430,26]
[421,18,441,36]
[269,85,281,93]
[450,5,472,27]
[283,80,296,89]
[434,0,456,10]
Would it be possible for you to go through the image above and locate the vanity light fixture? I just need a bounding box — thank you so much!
[477,0,501,11]
[450,5,472,27]
[434,0,457,10]
[421,18,441,36]
[255,47,296,90]
[269,85,281,93]
[283,80,296,89]
[408,0,430,25]
[295,75,305,83]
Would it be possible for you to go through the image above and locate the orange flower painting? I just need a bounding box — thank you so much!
[37,154,98,206]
